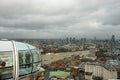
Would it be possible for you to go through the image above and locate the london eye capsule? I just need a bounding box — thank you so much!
[0,40,42,80]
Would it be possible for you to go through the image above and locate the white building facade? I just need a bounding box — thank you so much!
[85,62,117,80]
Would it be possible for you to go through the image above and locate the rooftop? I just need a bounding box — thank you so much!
[86,62,116,71]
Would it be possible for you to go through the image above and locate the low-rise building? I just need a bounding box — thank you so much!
[85,62,117,80]
[85,72,93,80]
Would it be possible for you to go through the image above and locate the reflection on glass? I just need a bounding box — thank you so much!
[31,49,41,72]
[18,50,32,76]
[0,51,13,79]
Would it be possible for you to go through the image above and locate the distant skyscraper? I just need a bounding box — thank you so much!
[110,35,115,52]
[66,37,69,43]
[111,35,115,42]
[72,37,76,43]
[70,37,72,43]
[94,36,96,41]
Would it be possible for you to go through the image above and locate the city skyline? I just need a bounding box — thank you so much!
[0,0,120,39]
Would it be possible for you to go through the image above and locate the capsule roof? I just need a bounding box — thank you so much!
[0,40,36,52]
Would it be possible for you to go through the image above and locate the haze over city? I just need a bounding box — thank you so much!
[0,0,120,39]
[1,1,120,79]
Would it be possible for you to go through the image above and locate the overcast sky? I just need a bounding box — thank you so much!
[0,0,120,39]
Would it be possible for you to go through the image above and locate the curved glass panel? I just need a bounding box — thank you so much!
[31,49,42,72]
[27,44,42,72]
[16,42,32,76]
[26,44,35,50]
[0,41,13,52]
[16,42,30,51]
[32,49,41,63]
[0,51,13,79]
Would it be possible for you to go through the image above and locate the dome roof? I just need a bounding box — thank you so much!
[0,40,36,52]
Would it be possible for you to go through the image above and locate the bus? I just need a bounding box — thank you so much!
[0,40,43,80]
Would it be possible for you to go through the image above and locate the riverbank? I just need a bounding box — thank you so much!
[42,50,89,65]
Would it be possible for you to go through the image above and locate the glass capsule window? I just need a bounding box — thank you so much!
[27,44,42,72]
[0,41,42,79]
[0,51,13,79]
[31,49,41,72]
[16,42,42,76]
[16,42,32,76]
[18,50,32,76]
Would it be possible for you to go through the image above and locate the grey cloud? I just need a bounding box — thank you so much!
[0,0,120,39]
